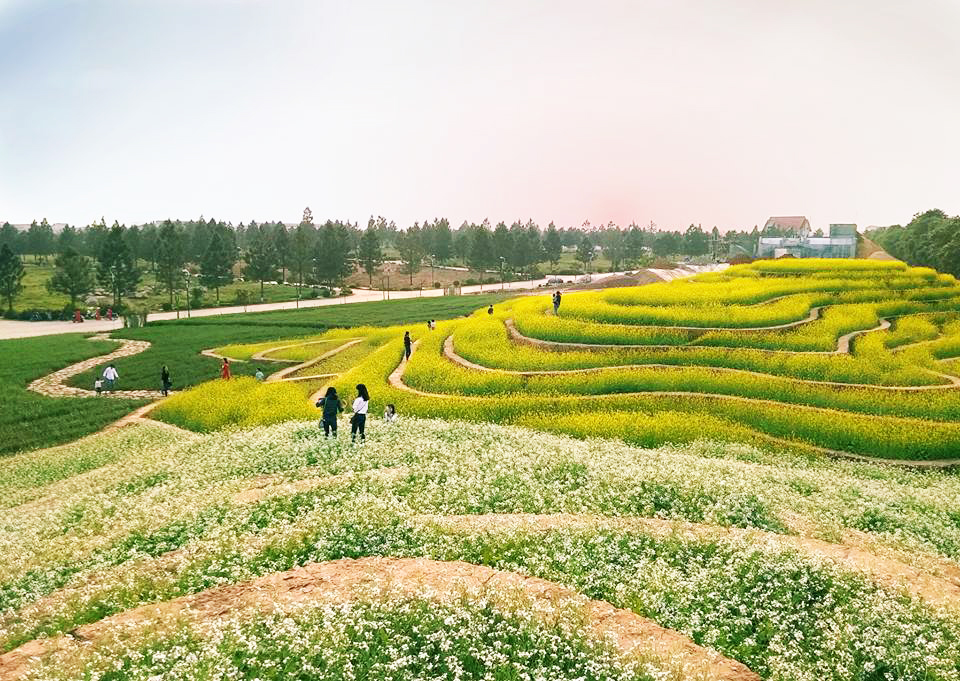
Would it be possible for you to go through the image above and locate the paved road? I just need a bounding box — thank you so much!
[0,275,581,340]
[0,266,725,340]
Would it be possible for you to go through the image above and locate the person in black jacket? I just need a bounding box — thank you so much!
[403,331,412,360]
[161,365,172,397]
[316,387,344,437]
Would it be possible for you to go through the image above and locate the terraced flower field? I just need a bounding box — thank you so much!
[162,259,960,461]
[7,259,960,679]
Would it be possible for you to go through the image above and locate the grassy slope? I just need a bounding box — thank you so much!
[0,334,146,456]
[0,294,506,455]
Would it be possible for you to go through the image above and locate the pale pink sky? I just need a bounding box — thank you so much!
[1,0,958,231]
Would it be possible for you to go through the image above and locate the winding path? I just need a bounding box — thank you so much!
[506,317,893,356]
[27,334,165,400]
[0,557,759,681]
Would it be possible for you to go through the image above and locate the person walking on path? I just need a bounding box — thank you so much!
[102,364,119,391]
[94,378,103,395]
[403,331,412,360]
[316,387,344,437]
[220,357,231,380]
[161,365,172,397]
[351,383,370,443]
[552,290,562,314]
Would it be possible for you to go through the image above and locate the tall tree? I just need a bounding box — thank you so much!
[293,208,315,292]
[47,248,96,308]
[575,235,594,271]
[492,222,513,271]
[200,226,236,304]
[396,224,426,285]
[314,221,353,285]
[57,225,81,254]
[543,222,562,268]
[431,218,453,263]
[97,223,141,309]
[155,220,186,308]
[468,226,494,286]
[245,226,279,302]
[27,219,55,263]
[0,244,25,313]
[603,228,627,270]
[624,224,644,265]
[358,225,384,287]
[683,224,710,256]
[273,223,291,283]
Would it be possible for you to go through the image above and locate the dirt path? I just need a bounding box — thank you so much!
[27,334,165,399]
[444,334,960,390]
[417,514,960,611]
[0,557,759,681]
[506,317,890,357]
[266,338,363,382]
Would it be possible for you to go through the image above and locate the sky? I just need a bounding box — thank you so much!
[0,0,958,232]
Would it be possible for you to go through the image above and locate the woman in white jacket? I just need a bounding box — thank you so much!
[351,384,370,443]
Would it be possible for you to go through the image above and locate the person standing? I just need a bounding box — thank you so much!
[106,307,113,321]
[487,305,494,315]
[254,367,265,381]
[220,357,231,380]
[553,290,562,314]
[403,331,412,360]
[351,383,370,443]
[102,364,119,391]
[316,387,344,437]
[161,365,172,397]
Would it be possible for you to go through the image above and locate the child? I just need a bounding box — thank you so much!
[384,404,397,423]
[94,378,103,396]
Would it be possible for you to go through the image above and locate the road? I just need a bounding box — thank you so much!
[0,274,585,339]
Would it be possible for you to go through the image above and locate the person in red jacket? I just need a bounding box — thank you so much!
[220,357,231,380]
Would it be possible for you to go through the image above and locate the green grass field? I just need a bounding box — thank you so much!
[1,294,508,454]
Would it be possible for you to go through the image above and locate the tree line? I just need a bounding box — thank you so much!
[866,209,960,277]
[0,211,759,315]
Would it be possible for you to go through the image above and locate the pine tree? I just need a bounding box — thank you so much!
[245,226,278,302]
[358,228,384,288]
[543,222,562,268]
[274,223,291,283]
[468,226,494,287]
[0,244,25,313]
[200,227,236,304]
[575,235,594,271]
[313,221,353,285]
[97,223,141,309]
[47,248,96,308]
[432,218,453,263]
[396,224,425,285]
[293,208,315,294]
[155,220,186,308]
